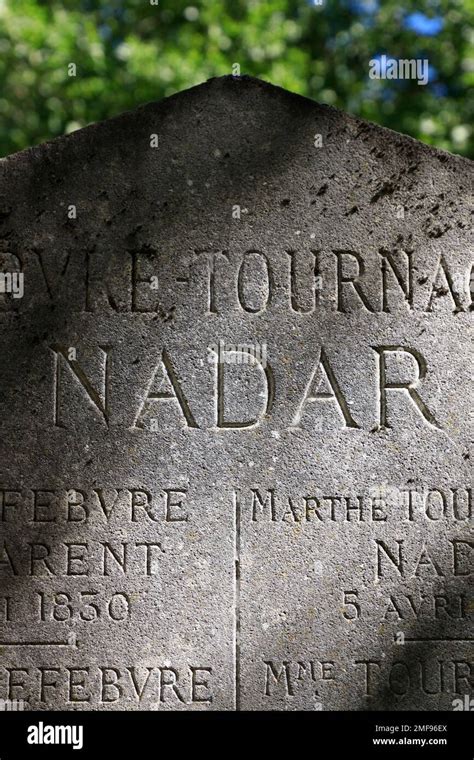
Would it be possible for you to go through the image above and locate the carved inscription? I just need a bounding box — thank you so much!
[0,76,471,711]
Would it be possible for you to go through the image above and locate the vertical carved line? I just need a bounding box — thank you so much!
[234,489,241,711]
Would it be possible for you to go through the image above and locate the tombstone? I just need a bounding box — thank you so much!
[0,76,471,711]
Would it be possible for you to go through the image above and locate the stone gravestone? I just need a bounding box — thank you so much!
[0,76,472,712]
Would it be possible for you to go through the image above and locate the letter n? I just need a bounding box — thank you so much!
[375,539,404,579]
[50,344,111,428]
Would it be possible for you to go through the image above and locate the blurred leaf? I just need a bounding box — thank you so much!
[0,0,472,156]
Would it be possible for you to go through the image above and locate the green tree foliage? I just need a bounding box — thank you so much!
[0,0,472,157]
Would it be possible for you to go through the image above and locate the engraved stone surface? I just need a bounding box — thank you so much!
[0,76,472,711]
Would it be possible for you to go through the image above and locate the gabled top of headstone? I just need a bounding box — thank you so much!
[1,75,471,251]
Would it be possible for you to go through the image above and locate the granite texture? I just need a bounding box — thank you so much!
[0,76,472,710]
